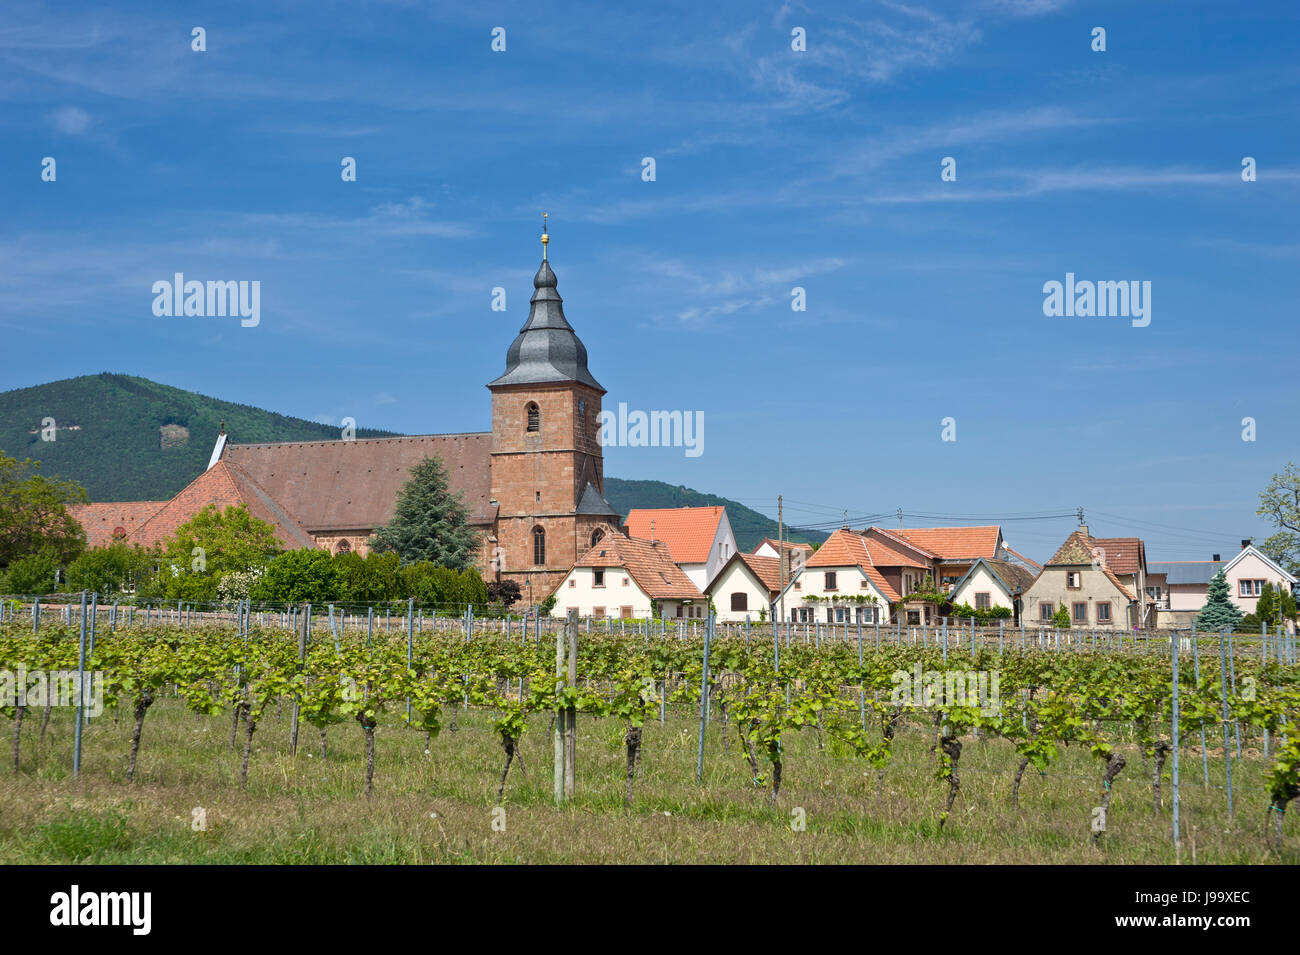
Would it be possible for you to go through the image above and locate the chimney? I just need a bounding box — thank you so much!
[1078,524,1089,538]
[1241,539,1251,551]
[650,519,655,546]
[1212,554,1221,562]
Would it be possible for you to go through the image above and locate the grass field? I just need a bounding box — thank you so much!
[1,697,1289,864]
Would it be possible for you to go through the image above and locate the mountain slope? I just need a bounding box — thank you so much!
[0,374,827,551]
[0,374,396,501]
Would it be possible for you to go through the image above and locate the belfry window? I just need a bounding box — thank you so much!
[533,526,546,566]
[591,529,604,548]
[526,402,540,433]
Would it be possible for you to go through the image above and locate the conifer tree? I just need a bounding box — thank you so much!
[370,457,480,569]
[1196,569,1243,631]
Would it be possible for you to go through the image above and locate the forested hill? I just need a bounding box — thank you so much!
[0,374,827,551]
[0,373,396,501]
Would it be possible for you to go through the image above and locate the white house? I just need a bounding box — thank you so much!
[948,557,1039,614]
[774,528,899,624]
[624,506,737,591]
[707,552,782,622]
[547,532,706,620]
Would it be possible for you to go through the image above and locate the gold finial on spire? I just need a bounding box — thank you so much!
[541,212,549,260]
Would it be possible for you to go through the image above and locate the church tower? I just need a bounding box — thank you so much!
[487,221,619,594]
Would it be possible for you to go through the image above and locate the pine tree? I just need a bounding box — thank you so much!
[1196,569,1243,631]
[369,457,480,569]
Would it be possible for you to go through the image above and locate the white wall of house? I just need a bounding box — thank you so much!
[555,566,653,619]
[781,564,891,624]
[707,560,773,622]
[1167,583,1207,612]
[679,563,709,593]
[1021,565,1134,629]
[950,564,1014,610]
[702,511,738,587]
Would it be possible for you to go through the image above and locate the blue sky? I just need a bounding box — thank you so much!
[2,0,1298,562]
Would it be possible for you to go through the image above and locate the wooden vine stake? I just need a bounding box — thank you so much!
[554,609,577,805]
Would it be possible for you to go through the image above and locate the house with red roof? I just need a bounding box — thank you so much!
[1019,526,1139,629]
[547,532,706,620]
[774,528,900,624]
[623,506,737,591]
[707,552,783,622]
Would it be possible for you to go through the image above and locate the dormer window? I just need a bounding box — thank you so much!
[526,402,540,433]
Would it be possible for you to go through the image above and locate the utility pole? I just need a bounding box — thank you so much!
[778,495,785,629]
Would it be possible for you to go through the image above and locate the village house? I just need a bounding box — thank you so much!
[947,557,1039,619]
[1149,541,1297,630]
[706,552,782,622]
[775,528,899,624]
[1020,526,1138,629]
[547,532,706,620]
[623,506,737,591]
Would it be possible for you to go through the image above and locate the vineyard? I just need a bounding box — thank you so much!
[2,600,1299,864]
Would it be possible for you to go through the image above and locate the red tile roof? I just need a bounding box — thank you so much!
[571,533,704,600]
[1002,546,1042,573]
[889,526,1002,560]
[1089,537,1146,576]
[130,461,317,551]
[861,536,928,568]
[70,501,165,549]
[1044,530,1136,601]
[624,507,725,565]
[803,529,903,602]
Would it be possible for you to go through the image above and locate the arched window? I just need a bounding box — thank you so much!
[336,539,352,555]
[591,528,604,548]
[526,402,540,433]
[533,526,546,566]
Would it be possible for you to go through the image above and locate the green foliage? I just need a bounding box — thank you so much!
[1241,580,1297,632]
[1197,569,1243,631]
[539,593,557,617]
[66,542,151,596]
[1258,462,1300,576]
[950,602,1013,624]
[369,457,480,569]
[1,549,62,595]
[1051,604,1072,629]
[141,504,280,600]
[334,551,400,603]
[0,373,396,501]
[252,549,342,603]
[0,451,87,570]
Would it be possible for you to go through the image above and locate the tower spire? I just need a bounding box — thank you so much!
[541,212,549,261]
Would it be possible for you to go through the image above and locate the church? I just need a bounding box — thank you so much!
[73,226,622,595]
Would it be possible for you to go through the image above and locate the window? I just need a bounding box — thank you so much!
[532,526,546,566]
[593,569,605,587]
[1040,602,1054,621]
[591,529,604,548]
[620,606,633,619]
[856,606,877,624]
[974,592,991,610]
[1072,602,1088,623]
[1146,586,1162,601]
[794,581,801,590]
[593,606,606,619]
[526,402,540,433]
[567,579,575,588]
[1240,579,1265,597]
[675,605,683,618]
[731,593,747,612]
[335,539,352,555]
[1066,572,1081,589]
[860,579,871,589]
[907,610,921,625]
[1097,602,1112,623]
[825,571,837,591]
[792,607,812,623]
[622,577,629,586]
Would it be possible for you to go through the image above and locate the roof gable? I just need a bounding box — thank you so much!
[571,533,704,601]
[1223,545,1298,584]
